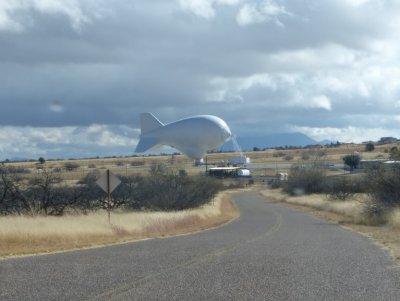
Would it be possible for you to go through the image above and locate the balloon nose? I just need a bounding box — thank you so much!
[223,125,232,140]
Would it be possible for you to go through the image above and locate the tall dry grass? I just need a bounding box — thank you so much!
[387,208,400,229]
[261,189,380,225]
[0,192,237,257]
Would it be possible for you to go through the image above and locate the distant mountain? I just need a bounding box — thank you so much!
[318,139,334,145]
[221,132,321,151]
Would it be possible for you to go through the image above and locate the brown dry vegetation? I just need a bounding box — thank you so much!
[2,141,399,256]
[0,192,239,258]
[2,141,398,182]
[260,188,400,259]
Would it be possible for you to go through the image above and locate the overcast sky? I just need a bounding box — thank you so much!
[1,0,399,159]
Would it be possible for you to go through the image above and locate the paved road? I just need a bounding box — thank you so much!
[1,191,399,300]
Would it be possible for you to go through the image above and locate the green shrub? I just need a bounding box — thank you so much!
[343,154,361,170]
[365,142,375,152]
[365,164,400,208]
[326,176,365,201]
[124,174,223,211]
[273,151,285,157]
[283,154,293,161]
[283,166,327,195]
[0,167,224,215]
[389,146,400,160]
[64,162,79,171]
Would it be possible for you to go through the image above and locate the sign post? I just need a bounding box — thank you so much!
[96,169,121,223]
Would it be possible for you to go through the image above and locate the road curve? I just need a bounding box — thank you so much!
[1,191,399,300]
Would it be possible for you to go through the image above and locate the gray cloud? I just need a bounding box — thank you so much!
[0,124,139,159]
[0,0,400,159]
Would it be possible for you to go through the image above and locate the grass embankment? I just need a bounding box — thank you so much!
[0,192,239,258]
[261,189,400,259]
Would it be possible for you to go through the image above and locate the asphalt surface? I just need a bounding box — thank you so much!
[1,191,400,300]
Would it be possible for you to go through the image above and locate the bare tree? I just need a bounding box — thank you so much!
[28,168,62,215]
[0,167,26,215]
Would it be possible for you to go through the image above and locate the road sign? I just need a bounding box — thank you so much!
[96,170,121,194]
[96,170,121,223]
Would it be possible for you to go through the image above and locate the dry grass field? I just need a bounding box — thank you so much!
[0,192,239,258]
[261,188,400,259]
[0,142,394,186]
[3,141,398,182]
[1,141,398,257]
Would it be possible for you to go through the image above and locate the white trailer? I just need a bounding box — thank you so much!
[237,169,251,177]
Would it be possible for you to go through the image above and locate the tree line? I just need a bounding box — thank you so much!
[0,166,223,216]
